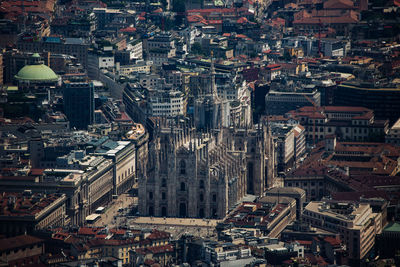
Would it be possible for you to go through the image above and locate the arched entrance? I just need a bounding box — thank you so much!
[199,208,204,218]
[247,162,254,194]
[161,206,167,217]
[179,203,187,217]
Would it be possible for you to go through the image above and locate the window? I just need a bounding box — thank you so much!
[179,160,186,175]
[212,194,217,202]
[200,193,204,202]
[162,192,166,200]
[180,182,186,191]
[149,192,153,200]
[162,178,167,187]
[199,180,204,189]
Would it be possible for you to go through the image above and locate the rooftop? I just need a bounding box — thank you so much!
[0,235,43,252]
[383,222,400,233]
[0,192,65,217]
[15,64,58,82]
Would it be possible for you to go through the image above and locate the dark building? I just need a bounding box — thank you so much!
[63,75,94,129]
[252,82,269,123]
[376,222,400,260]
[335,81,400,124]
[17,36,89,68]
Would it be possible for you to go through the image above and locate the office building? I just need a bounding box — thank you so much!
[335,81,400,124]
[63,75,95,129]
[303,201,382,259]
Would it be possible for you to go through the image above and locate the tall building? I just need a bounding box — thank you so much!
[194,54,230,129]
[63,75,94,129]
[303,200,382,260]
[139,124,247,218]
[335,81,400,124]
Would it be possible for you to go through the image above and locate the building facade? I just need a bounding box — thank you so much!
[303,201,382,259]
[139,125,247,218]
[63,75,95,130]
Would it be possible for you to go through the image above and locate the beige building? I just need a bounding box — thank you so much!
[386,118,400,146]
[0,192,66,237]
[303,201,382,259]
[119,61,152,76]
[94,141,136,195]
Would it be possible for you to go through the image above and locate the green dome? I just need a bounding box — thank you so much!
[15,64,58,82]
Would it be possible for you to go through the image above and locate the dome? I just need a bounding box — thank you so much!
[15,64,58,82]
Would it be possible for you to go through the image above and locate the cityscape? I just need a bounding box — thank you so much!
[0,0,399,266]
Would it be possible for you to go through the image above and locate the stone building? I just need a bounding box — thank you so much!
[139,123,247,219]
[0,192,66,237]
[139,119,275,219]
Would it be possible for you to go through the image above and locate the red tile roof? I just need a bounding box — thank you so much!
[78,227,102,236]
[0,235,43,252]
[323,0,354,9]
[120,27,136,33]
[146,244,174,254]
[0,192,64,217]
[324,236,341,247]
[147,230,170,240]
[30,168,45,176]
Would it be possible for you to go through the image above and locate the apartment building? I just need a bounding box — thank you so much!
[303,201,382,259]
[287,106,389,143]
[386,118,400,146]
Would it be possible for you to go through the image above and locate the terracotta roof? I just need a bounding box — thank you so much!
[294,16,358,25]
[78,227,102,236]
[146,244,174,254]
[324,236,341,247]
[30,168,45,176]
[323,0,354,9]
[187,8,236,14]
[0,192,64,217]
[147,230,170,240]
[0,235,42,252]
[120,27,136,33]
[265,64,281,71]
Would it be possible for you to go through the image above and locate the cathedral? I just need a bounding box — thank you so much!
[138,54,275,219]
[138,121,275,219]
